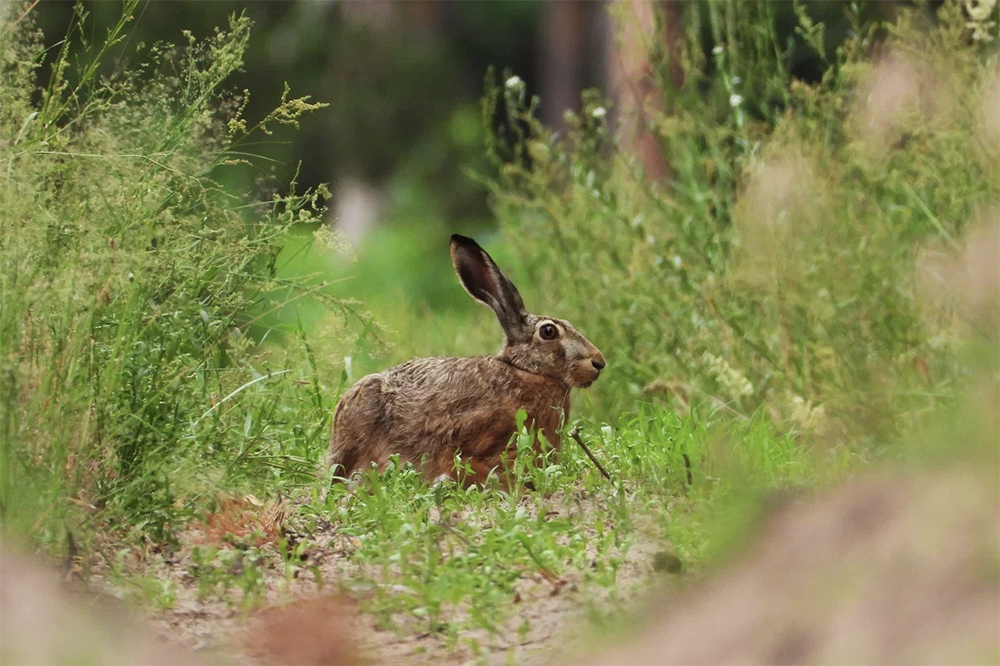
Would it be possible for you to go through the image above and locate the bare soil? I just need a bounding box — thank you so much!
[58,486,662,666]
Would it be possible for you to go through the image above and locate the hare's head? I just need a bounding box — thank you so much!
[450,234,606,388]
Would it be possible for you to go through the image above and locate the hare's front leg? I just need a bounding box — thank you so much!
[426,443,514,489]
[466,454,512,487]
[426,461,523,492]
[427,453,507,488]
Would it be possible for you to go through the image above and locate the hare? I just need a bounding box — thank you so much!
[327,234,605,486]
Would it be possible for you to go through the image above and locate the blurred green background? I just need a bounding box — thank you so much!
[26,2,889,200]
[30,0,896,208]
[26,0,907,375]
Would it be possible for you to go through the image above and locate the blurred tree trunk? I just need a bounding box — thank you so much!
[539,2,593,129]
[403,0,444,37]
[330,0,445,245]
[605,0,683,183]
[338,0,396,30]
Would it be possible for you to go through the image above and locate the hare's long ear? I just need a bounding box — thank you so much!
[450,234,528,338]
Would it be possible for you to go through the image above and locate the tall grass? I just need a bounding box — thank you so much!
[0,2,364,546]
[482,0,999,445]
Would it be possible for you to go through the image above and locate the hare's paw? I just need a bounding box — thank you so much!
[431,473,454,488]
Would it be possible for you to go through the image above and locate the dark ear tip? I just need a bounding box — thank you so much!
[450,233,477,247]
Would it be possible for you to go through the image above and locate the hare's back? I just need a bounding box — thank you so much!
[354,354,558,423]
[381,355,507,393]
[337,356,500,423]
[329,357,504,463]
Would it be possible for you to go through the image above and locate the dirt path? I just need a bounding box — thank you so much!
[96,494,664,666]
[8,465,996,665]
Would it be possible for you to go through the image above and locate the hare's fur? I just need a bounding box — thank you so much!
[328,235,605,485]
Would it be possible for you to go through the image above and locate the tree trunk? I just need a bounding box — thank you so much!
[403,0,444,37]
[539,2,592,130]
[605,0,683,183]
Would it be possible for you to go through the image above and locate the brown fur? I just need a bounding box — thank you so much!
[328,235,604,485]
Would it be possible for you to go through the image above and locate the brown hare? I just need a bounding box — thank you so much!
[327,234,605,486]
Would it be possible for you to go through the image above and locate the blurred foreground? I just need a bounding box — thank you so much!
[5,448,998,664]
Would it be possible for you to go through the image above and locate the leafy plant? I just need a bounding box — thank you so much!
[480,0,999,446]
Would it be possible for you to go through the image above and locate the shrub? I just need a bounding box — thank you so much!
[0,1,363,544]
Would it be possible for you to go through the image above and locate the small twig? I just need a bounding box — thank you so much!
[440,522,472,548]
[683,453,693,486]
[64,497,99,511]
[569,427,613,483]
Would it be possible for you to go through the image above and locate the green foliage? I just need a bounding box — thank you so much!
[188,544,269,609]
[1,3,996,660]
[24,0,519,222]
[0,2,363,545]
[285,403,850,647]
[482,1,999,444]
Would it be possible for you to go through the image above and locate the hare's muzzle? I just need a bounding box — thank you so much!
[574,350,606,388]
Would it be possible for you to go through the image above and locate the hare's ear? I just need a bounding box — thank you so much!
[450,234,528,337]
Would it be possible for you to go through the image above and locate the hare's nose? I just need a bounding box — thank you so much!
[591,355,606,371]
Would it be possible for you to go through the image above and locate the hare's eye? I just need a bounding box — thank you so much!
[539,323,559,340]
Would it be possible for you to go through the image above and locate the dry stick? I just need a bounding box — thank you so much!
[569,427,613,483]
[438,518,472,548]
[517,534,564,594]
[61,528,80,582]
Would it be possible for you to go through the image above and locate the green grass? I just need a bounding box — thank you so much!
[309,406,857,631]
[1,1,996,662]
[142,403,855,654]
